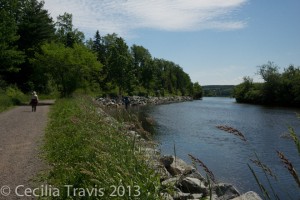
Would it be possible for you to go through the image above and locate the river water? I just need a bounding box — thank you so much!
[139,97,300,199]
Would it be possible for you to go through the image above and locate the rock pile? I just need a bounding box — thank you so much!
[126,130,262,200]
[158,156,244,200]
[95,96,193,107]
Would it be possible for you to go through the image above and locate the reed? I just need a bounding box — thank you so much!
[247,164,271,200]
[250,153,280,200]
[250,159,277,180]
[216,125,247,142]
[188,154,216,183]
[288,127,300,155]
[276,151,300,188]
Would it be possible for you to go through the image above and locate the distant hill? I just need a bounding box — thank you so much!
[202,85,235,97]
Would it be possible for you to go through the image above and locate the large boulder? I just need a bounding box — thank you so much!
[160,156,195,176]
[184,170,206,183]
[160,155,174,167]
[214,183,240,200]
[177,177,208,195]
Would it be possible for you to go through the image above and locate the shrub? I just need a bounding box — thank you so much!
[5,86,26,105]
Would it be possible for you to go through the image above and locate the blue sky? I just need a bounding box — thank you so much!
[43,0,300,85]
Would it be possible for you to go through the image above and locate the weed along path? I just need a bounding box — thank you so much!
[0,100,54,200]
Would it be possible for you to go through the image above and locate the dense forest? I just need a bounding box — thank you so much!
[234,61,300,107]
[202,85,234,97]
[0,0,202,99]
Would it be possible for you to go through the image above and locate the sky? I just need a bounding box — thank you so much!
[43,0,300,85]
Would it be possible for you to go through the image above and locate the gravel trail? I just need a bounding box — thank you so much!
[0,101,54,200]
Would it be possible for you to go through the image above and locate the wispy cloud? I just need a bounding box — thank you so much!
[44,0,248,37]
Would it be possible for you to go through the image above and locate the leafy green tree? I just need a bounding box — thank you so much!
[234,76,254,103]
[193,82,203,99]
[0,0,24,83]
[108,37,135,95]
[55,12,84,47]
[130,45,153,94]
[32,43,102,97]
[96,34,137,95]
[91,31,107,88]
[17,0,55,51]
[235,62,300,106]
[257,61,281,104]
[148,58,194,96]
[281,65,300,106]
[13,0,55,92]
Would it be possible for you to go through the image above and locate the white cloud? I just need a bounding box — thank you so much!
[43,0,248,37]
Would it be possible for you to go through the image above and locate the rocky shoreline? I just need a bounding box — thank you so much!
[94,96,262,200]
[96,95,193,107]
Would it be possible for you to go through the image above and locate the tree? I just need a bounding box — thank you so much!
[55,12,84,47]
[193,82,203,99]
[107,37,134,95]
[234,76,254,103]
[281,65,300,105]
[32,43,102,97]
[130,45,153,93]
[0,0,24,83]
[17,0,55,51]
[257,61,281,104]
[235,62,300,106]
[12,0,55,92]
[92,31,105,62]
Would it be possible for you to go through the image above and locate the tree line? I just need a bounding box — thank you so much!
[0,0,202,98]
[202,85,234,97]
[234,61,300,107]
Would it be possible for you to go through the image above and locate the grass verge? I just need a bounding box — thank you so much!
[42,96,162,199]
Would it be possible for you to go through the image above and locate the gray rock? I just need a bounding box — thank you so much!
[184,170,206,183]
[177,177,208,195]
[189,193,203,199]
[169,157,195,176]
[173,191,191,200]
[214,183,240,200]
[162,177,180,186]
[232,191,262,200]
[127,130,141,139]
[160,155,174,167]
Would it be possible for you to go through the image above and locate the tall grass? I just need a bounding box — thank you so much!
[42,96,162,199]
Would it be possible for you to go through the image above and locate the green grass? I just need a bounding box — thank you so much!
[42,96,162,199]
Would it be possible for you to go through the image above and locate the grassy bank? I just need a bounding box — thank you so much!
[42,96,162,199]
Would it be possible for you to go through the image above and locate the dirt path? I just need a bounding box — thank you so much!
[0,100,54,200]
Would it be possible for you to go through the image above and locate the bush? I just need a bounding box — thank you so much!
[0,86,26,112]
[0,91,13,112]
[5,86,26,105]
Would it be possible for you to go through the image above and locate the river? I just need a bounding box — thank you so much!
[139,97,300,199]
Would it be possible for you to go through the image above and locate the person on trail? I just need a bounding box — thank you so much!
[123,96,130,109]
[29,91,39,112]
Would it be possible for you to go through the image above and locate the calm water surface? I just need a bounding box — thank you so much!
[140,97,300,198]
